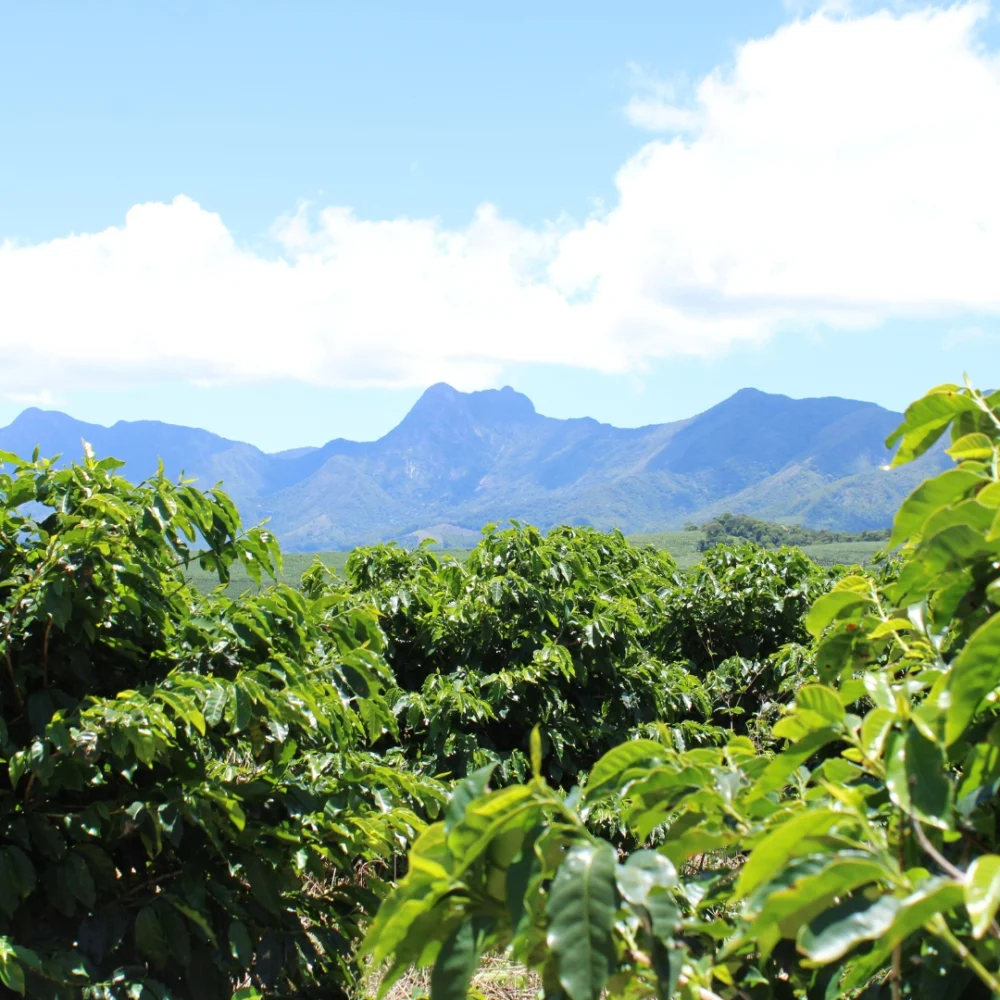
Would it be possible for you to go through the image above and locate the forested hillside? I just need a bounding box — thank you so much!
[0,379,997,998]
[0,384,948,550]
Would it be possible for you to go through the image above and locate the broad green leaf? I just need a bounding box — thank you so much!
[886,389,980,467]
[947,433,995,461]
[506,825,543,936]
[978,481,1000,508]
[750,853,887,945]
[66,852,96,909]
[863,672,896,712]
[965,855,1000,939]
[805,591,872,639]
[797,893,900,963]
[430,918,493,1000]
[530,726,543,779]
[945,613,1000,746]
[584,739,666,803]
[747,727,840,803]
[228,920,252,965]
[919,498,997,543]
[868,618,913,640]
[0,952,24,995]
[860,708,895,760]
[889,469,984,548]
[885,728,952,828]
[545,842,618,1000]
[203,685,228,728]
[135,906,169,967]
[878,877,962,951]
[616,850,678,905]
[444,764,497,834]
[736,809,848,899]
[794,684,845,724]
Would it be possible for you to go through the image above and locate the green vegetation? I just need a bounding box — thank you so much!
[366,380,1000,999]
[698,511,889,549]
[185,550,352,595]
[183,524,881,596]
[2,378,999,998]
[0,449,442,998]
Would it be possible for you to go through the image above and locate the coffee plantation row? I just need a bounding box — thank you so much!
[0,379,998,998]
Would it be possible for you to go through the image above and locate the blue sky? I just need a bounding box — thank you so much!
[2,1,999,450]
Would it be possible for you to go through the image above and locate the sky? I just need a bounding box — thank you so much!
[2,0,1000,451]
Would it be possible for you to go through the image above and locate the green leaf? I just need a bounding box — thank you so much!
[545,842,618,1000]
[585,739,666,802]
[0,952,25,995]
[430,917,493,1000]
[838,877,964,986]
[806,592,872,639]
[228,920,253,966]
[794,684,845,724]
[868,618,913,640]
[863,672,896,712]
[204,685,228,728]
[751,852,887,946]
[616,850,678,906]
[885,728,952,828]
[945,613,1000,746]
[965,855,1000,939]
[889,469,984,548]
[978,481,1000,509]
[886,389,980,467]
[860,708,895,759]
[444,764,497,834]
[66,852,96,909]
[947,433,994,461]
[135,906,169,967]
[797,893,900,964]
[747,727,840,803]
[736,809,847,900]
[530,726,542,780]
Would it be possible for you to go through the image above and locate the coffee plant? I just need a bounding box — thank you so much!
[344,525,823,786]
[0,450,443,998]
[364,380,1000,999]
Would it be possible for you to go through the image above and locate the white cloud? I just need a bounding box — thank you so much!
[945,325,1000,348]
[4,389,58,407]
[3,2,1000,396]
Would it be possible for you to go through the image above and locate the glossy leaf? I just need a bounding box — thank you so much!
[965,855,1000,939]
[546,843,618,1000]
[945,614,1000,746]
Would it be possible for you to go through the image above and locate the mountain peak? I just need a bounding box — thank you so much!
[0,383,932,547]
[397,383,538,433]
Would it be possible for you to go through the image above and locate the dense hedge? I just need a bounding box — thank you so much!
[4,377,998,1000]
[368,380,1000,1000]
[0,452,442,998]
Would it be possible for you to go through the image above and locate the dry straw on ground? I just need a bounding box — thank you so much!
[364,953,540,1000]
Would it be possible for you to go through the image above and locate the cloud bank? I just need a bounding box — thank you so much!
[3,2,1000,396]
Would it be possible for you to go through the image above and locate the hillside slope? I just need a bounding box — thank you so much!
[0,383,944,547]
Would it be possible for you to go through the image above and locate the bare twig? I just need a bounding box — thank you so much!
[42,617,52,687]
[3,619,23,711]
[911,818,965,881]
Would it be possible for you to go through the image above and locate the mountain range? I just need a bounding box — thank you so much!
[0,384,945,549]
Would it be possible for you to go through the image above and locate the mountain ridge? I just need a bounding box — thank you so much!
[0,385,945,549]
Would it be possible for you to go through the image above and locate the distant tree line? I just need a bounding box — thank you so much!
[696,510,890,551]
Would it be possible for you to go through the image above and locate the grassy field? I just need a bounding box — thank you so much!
[630,530,705,569]
[799,540,885,567]
[185,531,884,595]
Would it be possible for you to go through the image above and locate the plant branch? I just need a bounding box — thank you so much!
[929,915,1000,995]
[911,819,965,881]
